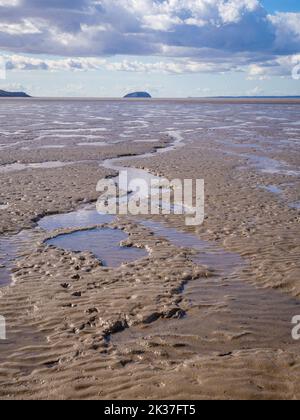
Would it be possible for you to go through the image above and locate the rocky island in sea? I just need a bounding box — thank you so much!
[124,92,152,98]
[0,89,30,98]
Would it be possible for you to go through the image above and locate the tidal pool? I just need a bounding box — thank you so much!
[46,227,147,268]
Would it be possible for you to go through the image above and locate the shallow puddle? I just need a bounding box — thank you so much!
[46,227,147,268]
[141,220,244,276]
[261,185,283,195]
[38,207,114,231]
[39,207,147,268]
[76,142,107,147]
[0,205,137,285]
[0,161,75,173]
[260,184,300,211]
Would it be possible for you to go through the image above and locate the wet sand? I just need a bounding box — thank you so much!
[0,99,300,400]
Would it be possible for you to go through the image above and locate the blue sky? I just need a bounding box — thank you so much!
[0,0,300,97]
[262,0,300,13]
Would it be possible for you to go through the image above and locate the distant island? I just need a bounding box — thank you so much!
[124,92,152,98]
[0,89,30,98]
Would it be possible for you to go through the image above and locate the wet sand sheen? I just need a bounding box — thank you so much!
[0,100,300,400]
[0,231,31,286]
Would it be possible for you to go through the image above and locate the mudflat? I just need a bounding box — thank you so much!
[0,99,299,400]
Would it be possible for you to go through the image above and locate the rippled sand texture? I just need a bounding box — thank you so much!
[0,99,300,400]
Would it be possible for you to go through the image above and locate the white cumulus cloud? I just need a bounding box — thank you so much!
[0,0,298,78]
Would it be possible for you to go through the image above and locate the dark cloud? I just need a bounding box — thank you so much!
[0,0,299,63]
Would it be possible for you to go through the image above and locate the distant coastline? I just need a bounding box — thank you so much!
[5,96,300,105]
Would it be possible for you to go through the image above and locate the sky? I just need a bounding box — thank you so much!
[0,0,300,97]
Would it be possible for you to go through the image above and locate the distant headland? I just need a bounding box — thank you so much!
[124,92,152,99]
[0,89,31,98]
